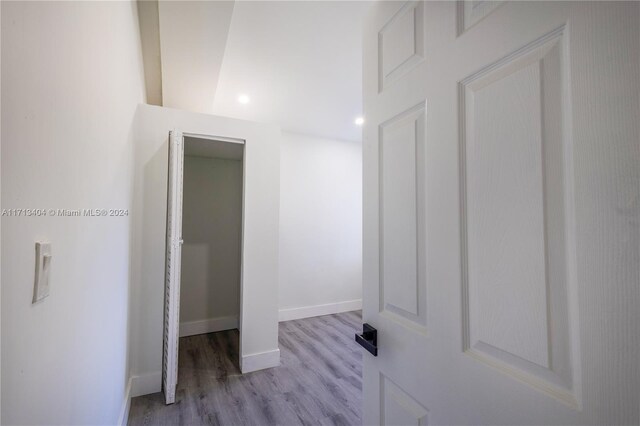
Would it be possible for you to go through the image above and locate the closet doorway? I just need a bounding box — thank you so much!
[163,131,245,404]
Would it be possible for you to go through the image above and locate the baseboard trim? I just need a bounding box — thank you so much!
[131,371,162,398]
[118,377,132,426]
[278,299,362,322]
[179,315,238,337]
[240,349,280,374]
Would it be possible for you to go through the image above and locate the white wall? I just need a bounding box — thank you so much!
[158,1,234,114]
[0,2,3,420]
[278,132,362,321]
[180,156,242,334]
[1,2,145,424]
[130,105,280,394]
[136,0,162,106]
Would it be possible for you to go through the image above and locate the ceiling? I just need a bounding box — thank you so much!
[140,1,371,143]
[159,1,235,115]
[212,1,371,142]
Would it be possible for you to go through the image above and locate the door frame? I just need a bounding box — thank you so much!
[163,130,247,404]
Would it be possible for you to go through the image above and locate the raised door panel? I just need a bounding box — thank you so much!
[457,1,505,35]
[460,26,580,407]
[378,1,424,92]
[382,375,429,426]
[379,103,427,331]
[470,60,549,368]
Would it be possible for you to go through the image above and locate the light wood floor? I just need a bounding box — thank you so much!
[128,311,363,426]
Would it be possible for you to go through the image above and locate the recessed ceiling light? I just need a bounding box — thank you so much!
[355,117,364,126]
[238,94,250,105]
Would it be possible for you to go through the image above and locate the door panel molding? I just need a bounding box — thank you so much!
[381,373,429,426]
[378,102,428,334]
[458,24,582,409]
[457,1,505,36]
[378,1,425,92]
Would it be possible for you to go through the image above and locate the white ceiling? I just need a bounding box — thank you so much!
[212,1,371,142]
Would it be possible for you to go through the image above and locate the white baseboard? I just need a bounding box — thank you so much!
[278,299,362,322]
[240,349,280,374]
[131,371,162,398]
[118,378,132,426]
[179,315,238,337]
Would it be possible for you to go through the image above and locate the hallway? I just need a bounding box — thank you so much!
[128,311,363,425]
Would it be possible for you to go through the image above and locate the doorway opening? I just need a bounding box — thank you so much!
[180,135,244,343]
[163,131,245,404]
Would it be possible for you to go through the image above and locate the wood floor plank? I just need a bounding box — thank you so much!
[129,311,363,426]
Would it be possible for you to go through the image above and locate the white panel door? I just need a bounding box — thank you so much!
[362,2,639,425]
[163,130,184,405]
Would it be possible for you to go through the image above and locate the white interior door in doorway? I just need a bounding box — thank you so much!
[361,1,638,425]
[163,130,184,404]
